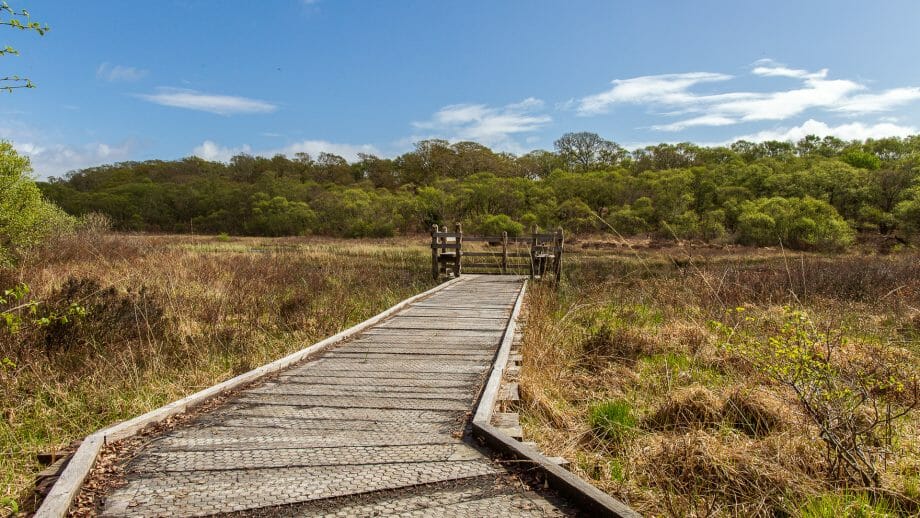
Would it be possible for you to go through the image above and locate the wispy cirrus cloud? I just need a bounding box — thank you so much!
[137,88,277,115]
[96,62,148,82]
[411,97,551,152]
[575,60,920,131]
[833,87,920,114]
[576,72,733,115]
[652,115,736,132]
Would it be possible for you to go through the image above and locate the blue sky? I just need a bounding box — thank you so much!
[4,0,920,178]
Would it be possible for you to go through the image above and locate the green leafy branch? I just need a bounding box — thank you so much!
[1,1,49,93]
[1,283,86,335]
[715,306,920,489]
[0,2,48,34]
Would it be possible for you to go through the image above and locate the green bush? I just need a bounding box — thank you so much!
[0,142,76,264]
[245,193,316,236]
[556,199,597,233]
[588,399,636,442]
[736,196,854,250]
[894,187,920,238]
[840,149,882,170]
[477,214,524,237]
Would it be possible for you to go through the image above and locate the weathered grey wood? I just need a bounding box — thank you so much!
[502,231,509,273]
[454,222,462,277]
[430,224,439,280]
[497,382,520,402]
[472,282,526,425]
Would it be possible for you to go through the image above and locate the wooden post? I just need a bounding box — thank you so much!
[454,222,463,277]
[430,224,439,280]
[554,227,564,286]
[501,231,508,274]
[440,225,447,258]
[529,225,538,279]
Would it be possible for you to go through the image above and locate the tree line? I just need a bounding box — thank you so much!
[29,132,920,250]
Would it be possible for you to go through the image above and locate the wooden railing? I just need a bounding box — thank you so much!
[430,224,564,282]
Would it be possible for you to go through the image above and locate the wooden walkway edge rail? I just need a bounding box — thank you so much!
[430,224,564,282]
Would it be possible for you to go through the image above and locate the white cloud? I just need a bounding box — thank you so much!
[192,140,253,162]
[192,139,380,163]
[575,61,920,130]
[14,140,136,178]
[96,62,148,82]
[576,72,732,115]
[137,88,277,115]
[729,118,917,143]
[652,115,736,132]
[751,61,826,80]
[834,87,920,114]
[412,97,551,152]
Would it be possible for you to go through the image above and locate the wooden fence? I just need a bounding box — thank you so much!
[430,224,564,282]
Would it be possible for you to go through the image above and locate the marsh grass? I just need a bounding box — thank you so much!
[519,245,920,516]
[0,233,432,513]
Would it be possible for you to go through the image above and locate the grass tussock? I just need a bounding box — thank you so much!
[643,385,723,432]
[0,233,433,512]
[519,246,920,516]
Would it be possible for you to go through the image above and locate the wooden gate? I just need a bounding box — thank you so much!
[430,224,564,282]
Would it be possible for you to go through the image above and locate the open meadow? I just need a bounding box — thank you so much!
[2,232,918,517]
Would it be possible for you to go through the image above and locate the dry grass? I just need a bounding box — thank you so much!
[519,244,920,517]
[0,233,433,514]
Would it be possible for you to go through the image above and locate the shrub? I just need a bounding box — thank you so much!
[894,187,920,239]
[717,307,919,488]
[245,193,316,236]
[607,198,655,236]
[476,214,524,237]
[840,149,882,170]
[736,196,854,250]
[555,199,597,233]
[0,142,76,264]
[1,277,165,355]
[607,208,649,236]
[700,210,727,241]
[588,399,636,442]
[662,210,701,239]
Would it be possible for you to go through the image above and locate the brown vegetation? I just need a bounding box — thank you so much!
[519,243,920,516]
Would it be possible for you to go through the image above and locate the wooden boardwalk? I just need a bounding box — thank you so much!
[96,275,574,517]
